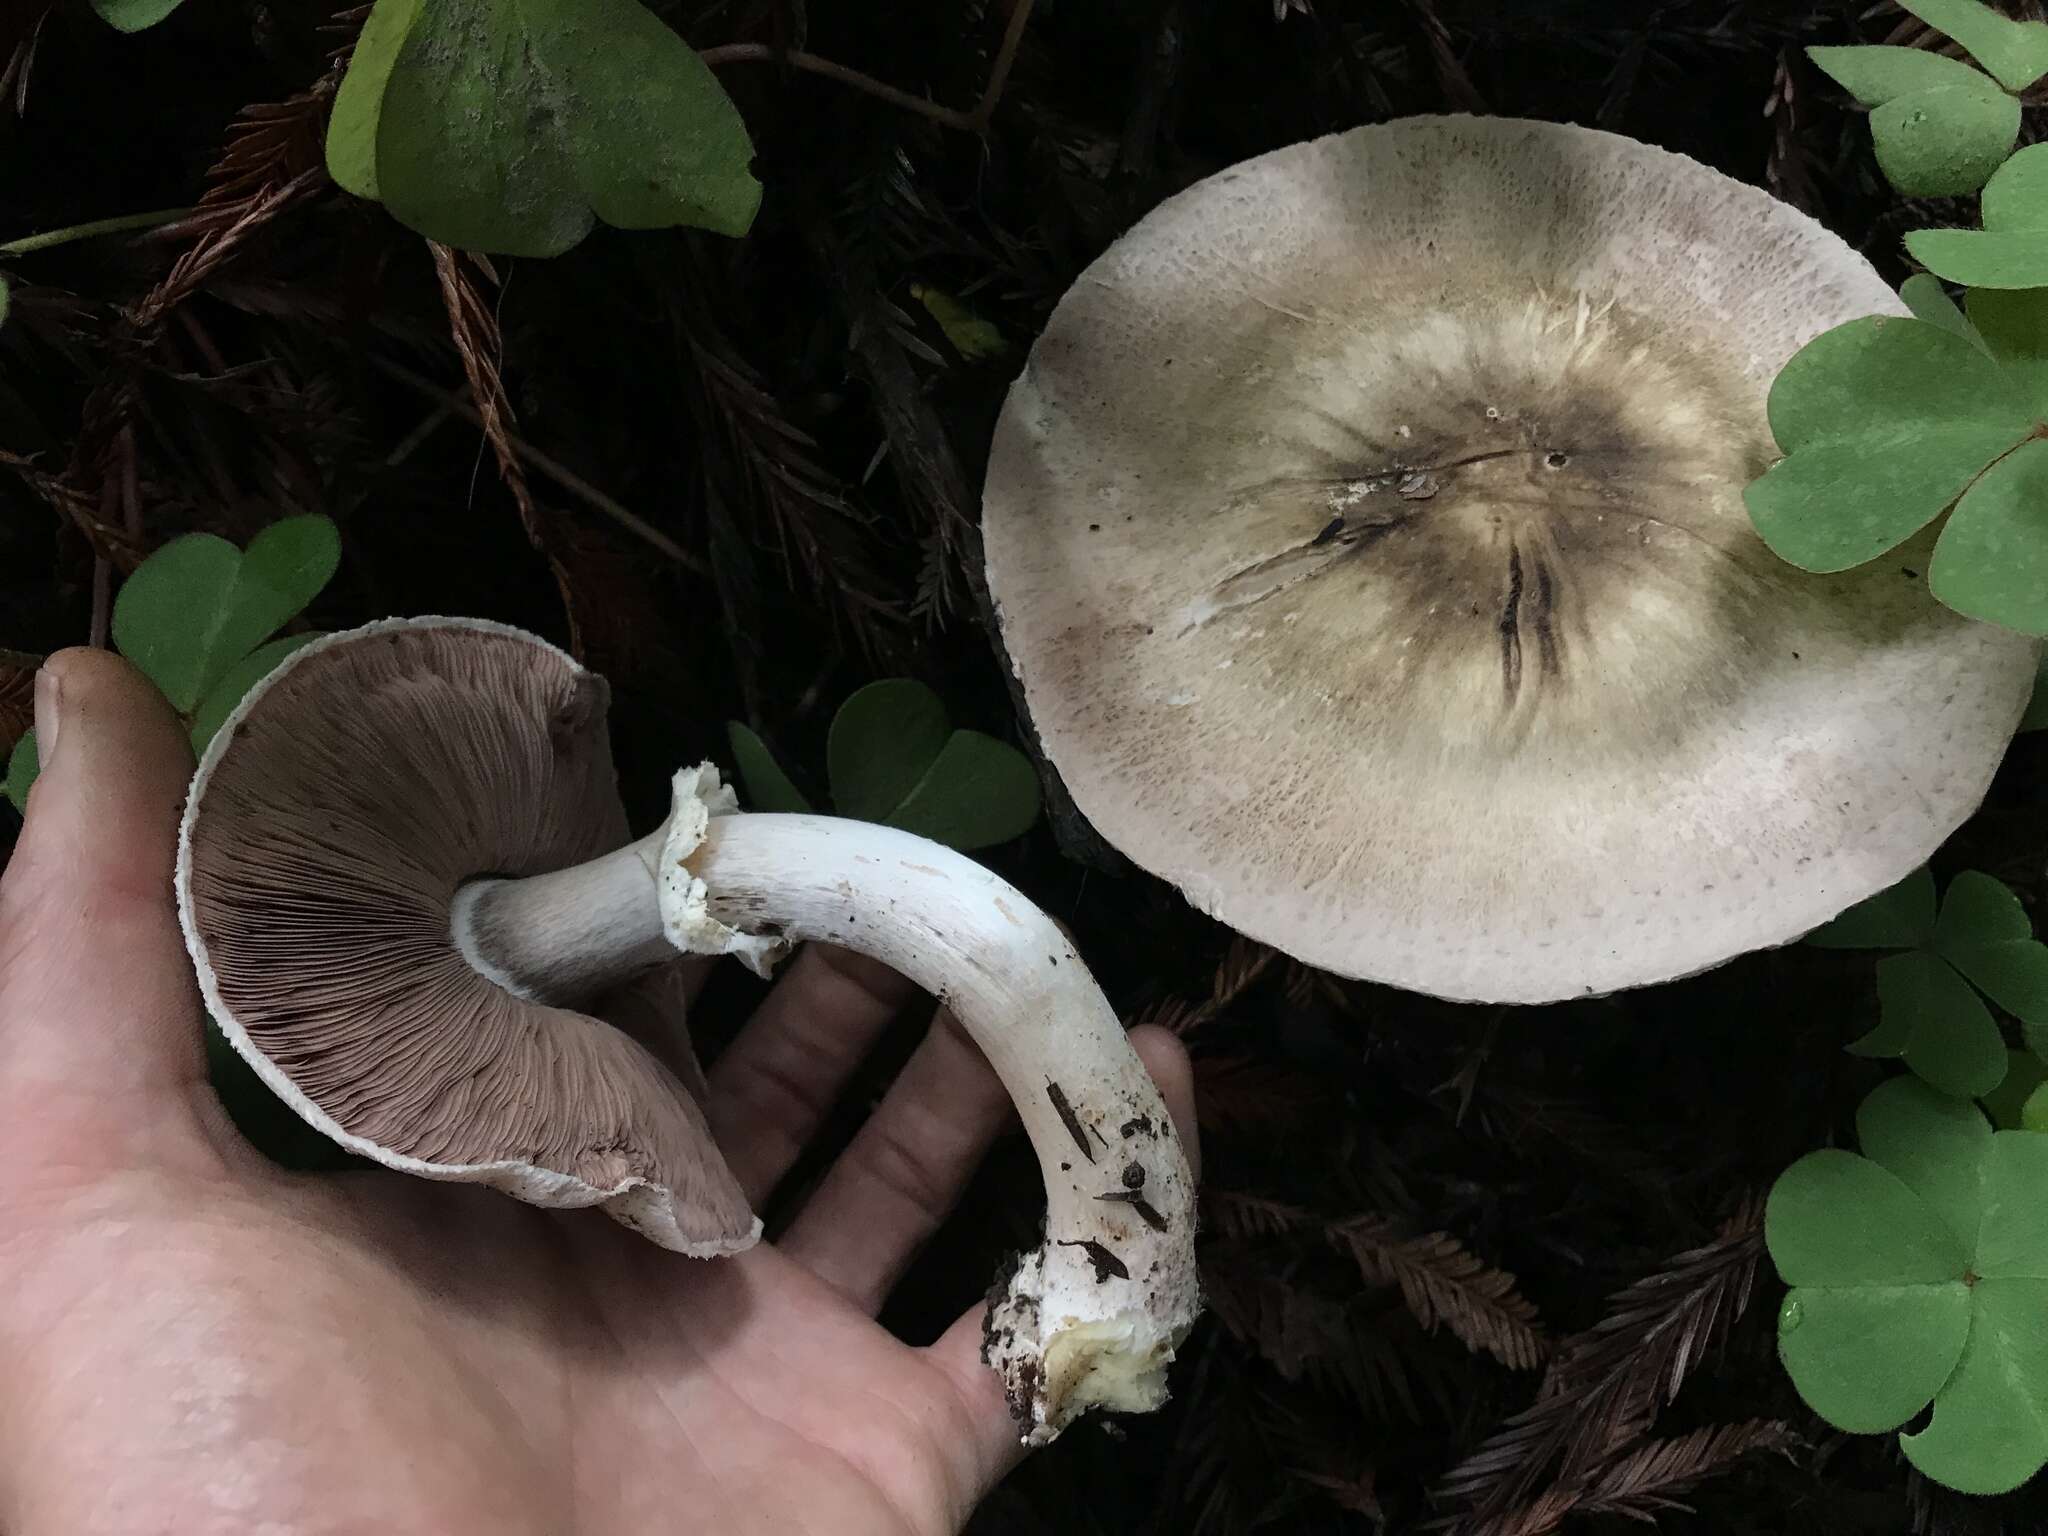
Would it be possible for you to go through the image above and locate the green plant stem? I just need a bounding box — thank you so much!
[0,207,193,258]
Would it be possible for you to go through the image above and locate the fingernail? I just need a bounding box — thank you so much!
[33,665,61,769]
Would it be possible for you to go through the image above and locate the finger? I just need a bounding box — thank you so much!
[921,1025,1199,1490]
[0,651,207,1105]
[777,1007,1011,1312]
[705,943,919,1205]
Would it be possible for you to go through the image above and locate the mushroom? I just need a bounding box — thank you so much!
[983,114,2039,1005]
[175,616,1198,1443]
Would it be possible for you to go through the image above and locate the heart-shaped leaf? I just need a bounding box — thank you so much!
[1932,869,2048,1022]
[334,0,761,257]
[822,679,1042,851]
[1857,1073,1995,1247]
[2,730,36,817]
[883,730,1042,852]
[1873,950,2009,1099]
[7,517,339,811]
[1900,0,2048,92]
[1770,1079,2048,1492]
[1909,145,2048,290]
[186,634,322,753]
[1931,439,2048,635]
[829,680,952,823]
[1808,43,2005,105]
[724,721,814,815]
[112,516,339,713]
[1810,866,1939,950]
[1812,868,2048,1098]
[1871,83,2019,198]
[90,0,189,33]
[325,0,424,201]
[1900,274,1980,345]
[1970,287,2048,418]
[909,282,1008,362]
[1982,1049,2048,1128]
[1746,316,2036,573]
[1935,869,2036,949]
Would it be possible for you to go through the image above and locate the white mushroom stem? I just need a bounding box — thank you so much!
[451,766,1201,1444]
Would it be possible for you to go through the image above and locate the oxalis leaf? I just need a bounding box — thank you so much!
[2,731,35,817]
[1909,144,2048,291]
[1899,0,2048,92]
[1746,301,2048,632]
[1807,43,2016,197]
[327,0,760,258]
[827,680,1040,852]
[1769,1077,2048,1494]
[1809,868,2048,1099]
[724,721,814,815]
[5,516,339,810]
[113,516,338,714]
[829,680,952,823]
[1982,1050,2048,1130]
[726,682,1042,853]
[90,0,189,33]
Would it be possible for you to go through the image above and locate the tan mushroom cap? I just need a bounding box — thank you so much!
[176,617,757,1253]
[984,115,2039,1004]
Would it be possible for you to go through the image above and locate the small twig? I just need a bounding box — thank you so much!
[385,393,462,467]
[700,0,1035,133]
[972,0,1036,129]
[87,472,118,650]
[372,356,707,575]
[84,427,142,652]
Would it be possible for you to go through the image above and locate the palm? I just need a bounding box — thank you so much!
[0,650,1193,1534]
[8,1160,977,1533]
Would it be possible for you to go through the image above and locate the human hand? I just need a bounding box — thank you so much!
[0,649,1197,1535]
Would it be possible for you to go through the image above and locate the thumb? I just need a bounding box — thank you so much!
[0,649,207,1109]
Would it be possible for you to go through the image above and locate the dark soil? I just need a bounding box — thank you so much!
[4,1,2047,1532]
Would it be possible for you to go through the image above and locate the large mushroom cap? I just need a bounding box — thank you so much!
[176,616,757,1253]
[984,115,2039,1004]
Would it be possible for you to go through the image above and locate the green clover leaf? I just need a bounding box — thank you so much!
[1810,864,1939,950]
[725,680,1041,853]
[1769,1077,2048,1494]
[1899,0,2048,92]
[1982,1050,2048,1130]
[1810,869,2048,1098]
[3,731,36,817]
[828,680,954,823]
[1808,43,2016,197]
[1745,302,2048,632]
[1900,273,1983,345]
[112,516,337,717]
[2,516,338,816]
[723,721,814,815]
[1909,145,2048,291]
[90,0,190,33]
[326,0,760,258]
[909,282,1009,362]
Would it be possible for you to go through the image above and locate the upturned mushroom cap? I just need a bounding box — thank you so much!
[176,616,759,1254]
[984,115,2040,1004]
